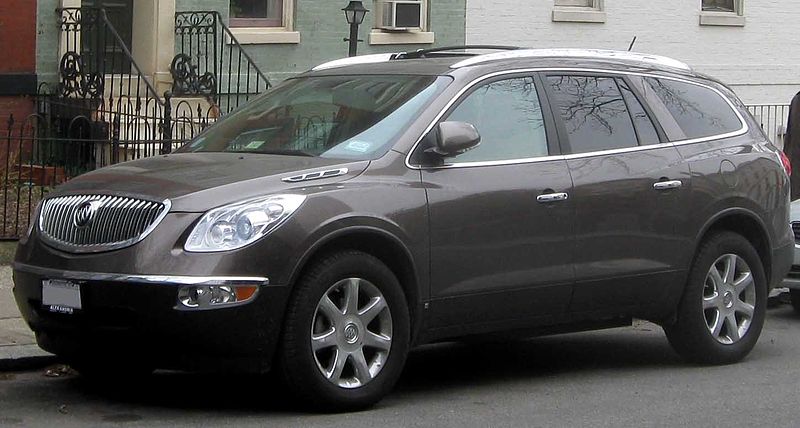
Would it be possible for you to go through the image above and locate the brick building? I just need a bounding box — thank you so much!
[0,0,38,124]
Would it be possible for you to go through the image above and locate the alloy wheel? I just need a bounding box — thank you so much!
[702,253,756,345]
[311,278,393,388]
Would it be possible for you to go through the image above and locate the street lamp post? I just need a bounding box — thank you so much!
[342,1,369,57]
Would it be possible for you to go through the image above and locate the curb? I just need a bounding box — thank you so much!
[0,344,59,371]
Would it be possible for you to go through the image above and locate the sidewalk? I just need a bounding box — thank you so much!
[0,265,57,370]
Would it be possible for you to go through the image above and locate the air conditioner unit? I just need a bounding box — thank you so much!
[380,1,423,31]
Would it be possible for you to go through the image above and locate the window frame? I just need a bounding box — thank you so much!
[409,73,561,168]
[699,0,745,26]
[228,0,300,44]
[552,0,606,23]
[230,0,285,27]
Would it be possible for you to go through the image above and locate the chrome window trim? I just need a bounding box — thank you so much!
[405,67,749,170]
[38,196,172,253]
[12,262,269,286]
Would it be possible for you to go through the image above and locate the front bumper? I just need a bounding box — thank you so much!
[12,263,290,373]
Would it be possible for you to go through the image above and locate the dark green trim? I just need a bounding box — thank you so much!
[0,74,38,96]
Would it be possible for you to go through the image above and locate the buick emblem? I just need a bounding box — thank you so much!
[73,200,103,228]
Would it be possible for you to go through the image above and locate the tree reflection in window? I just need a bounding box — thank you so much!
[547,75,639,154]
[644,77,742,140]
[446,76,548,163]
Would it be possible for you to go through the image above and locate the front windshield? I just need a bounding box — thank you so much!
[177,74,451,160]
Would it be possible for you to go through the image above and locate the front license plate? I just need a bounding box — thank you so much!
[42,279,82,314]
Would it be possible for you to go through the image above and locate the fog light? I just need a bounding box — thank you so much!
[177,284,259,310]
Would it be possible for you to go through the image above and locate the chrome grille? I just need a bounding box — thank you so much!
[39,195,170,253]
[793,222,800,243]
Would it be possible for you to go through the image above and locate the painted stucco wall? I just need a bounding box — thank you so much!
[466,0,800,104]
[175,0,467,83]
[36,0,63,86]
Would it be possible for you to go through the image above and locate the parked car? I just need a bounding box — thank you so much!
[782,200,800,311]
[12,47,794,411]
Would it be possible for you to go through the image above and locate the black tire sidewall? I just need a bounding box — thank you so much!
[667,231,767,364]
[278,251,410,411]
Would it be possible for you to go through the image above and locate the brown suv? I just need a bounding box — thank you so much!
[12,47,794,410]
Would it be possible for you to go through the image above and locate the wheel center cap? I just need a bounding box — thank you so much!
[343,323,359,344]
[723,291,734,308]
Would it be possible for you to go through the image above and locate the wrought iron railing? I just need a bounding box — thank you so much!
[173,11,271,115]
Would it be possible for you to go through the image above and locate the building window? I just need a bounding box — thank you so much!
[228,0,300,44]
[369,0,434,45]
[552,0,606,23]
[230,0,283,27]
[702,0,736,12]
[699,0,744,26]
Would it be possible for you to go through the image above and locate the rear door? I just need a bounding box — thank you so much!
[542,72,691,315]
[412,74,575,332]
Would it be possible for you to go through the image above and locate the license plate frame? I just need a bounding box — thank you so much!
[42,279,82,315]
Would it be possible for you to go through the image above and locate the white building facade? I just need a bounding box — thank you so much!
[466,0,800,105]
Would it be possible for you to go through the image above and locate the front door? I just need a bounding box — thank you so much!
[413,75,575,333]
[542,73,691,314]
[82,0,134,74]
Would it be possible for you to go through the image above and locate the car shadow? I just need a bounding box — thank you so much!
[54,326,684,414]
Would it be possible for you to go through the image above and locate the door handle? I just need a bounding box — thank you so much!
[653,180,683,191]
[537,192,569,203]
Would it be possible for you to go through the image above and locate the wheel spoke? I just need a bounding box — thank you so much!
[311,328,337,351]
[736,301,755,319]
[327,348,347,382]
[352,348,372,383]
[319,295,343,320]
[364,331,392,351]
[709,310,724,338]
[344,278,360,315]
[722,255,736,284]
[359,296,387,324]
[708,267,724,289]
[725,313,741,341]
[703,293,719,309]
[734,272,753,295]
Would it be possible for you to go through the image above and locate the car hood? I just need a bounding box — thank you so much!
[52,153,369,212]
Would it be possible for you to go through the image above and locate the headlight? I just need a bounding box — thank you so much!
[185,194,306,252]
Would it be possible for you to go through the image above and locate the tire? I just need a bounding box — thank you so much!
[664,231,767,365]
[277,250,410,411]
[790,289,800,314]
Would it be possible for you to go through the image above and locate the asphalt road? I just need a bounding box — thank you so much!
[2,307,800,428]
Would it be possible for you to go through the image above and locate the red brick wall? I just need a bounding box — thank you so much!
[0,0,37,73]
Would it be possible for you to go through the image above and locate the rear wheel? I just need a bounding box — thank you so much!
[664,231,766,364]
[277,251,410,411]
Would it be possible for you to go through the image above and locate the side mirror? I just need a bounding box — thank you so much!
[428,121,481,157]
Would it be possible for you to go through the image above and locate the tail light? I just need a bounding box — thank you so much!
[779,150,792,177]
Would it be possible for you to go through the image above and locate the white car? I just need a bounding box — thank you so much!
[783,200,800,311]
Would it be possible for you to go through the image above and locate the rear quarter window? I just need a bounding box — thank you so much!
[642,77,743,141]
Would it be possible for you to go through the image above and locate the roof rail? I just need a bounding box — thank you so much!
[450,49,693,72]
[392,45,521,60]
[312,53,397,71]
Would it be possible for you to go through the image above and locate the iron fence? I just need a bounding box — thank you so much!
[747,104,790,149]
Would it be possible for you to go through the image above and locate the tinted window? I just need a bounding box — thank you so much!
[643,77,743,140]
[445,76,548,163]
[177,75,451,160]
[547,76,638,154]
[618,78,660,145]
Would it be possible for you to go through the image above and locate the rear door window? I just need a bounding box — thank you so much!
[546,75,639,154]
[618,78,661,145]
[641,77,743,140]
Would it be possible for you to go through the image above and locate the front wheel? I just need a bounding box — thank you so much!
[664,231,767,365]
[277,251,410,411]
